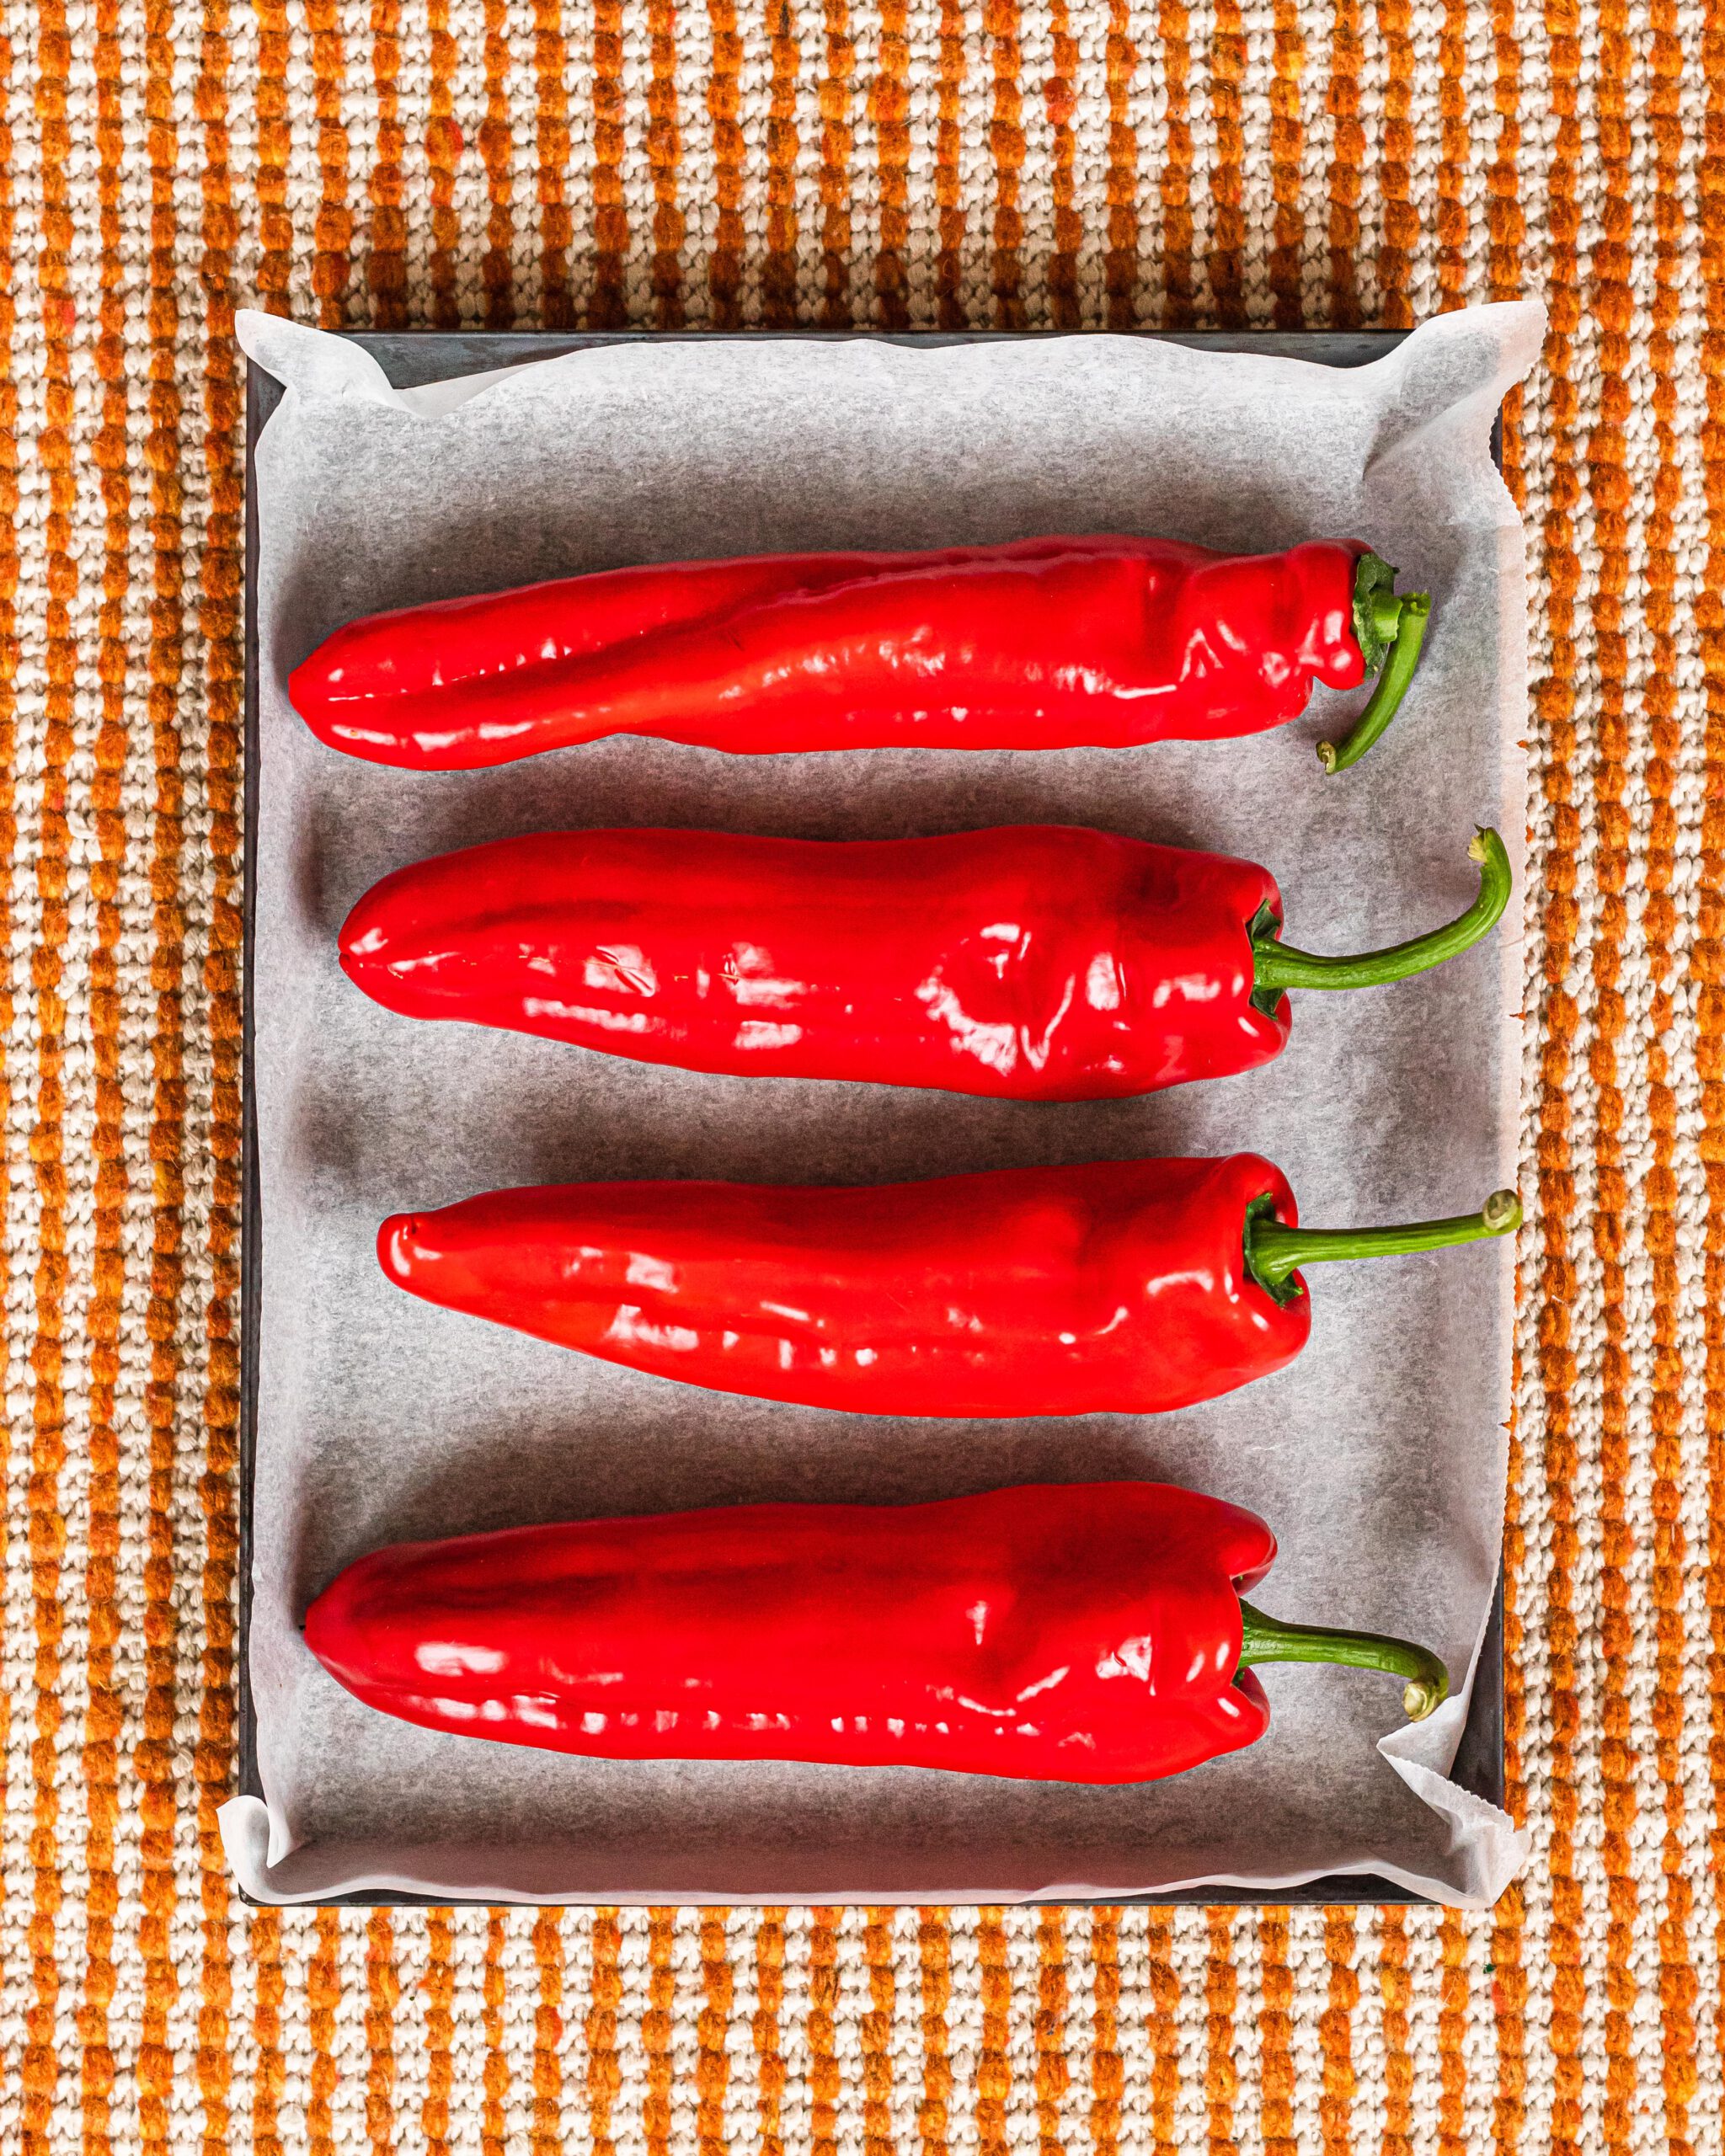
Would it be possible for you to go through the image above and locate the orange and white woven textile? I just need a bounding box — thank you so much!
[0,0,1714,2149]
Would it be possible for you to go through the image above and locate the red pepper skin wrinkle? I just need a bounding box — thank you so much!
[339,825,1288,1101]
[290,536,1367,770]
[377,1153,1309,1417]
[302,1481,1278,1782]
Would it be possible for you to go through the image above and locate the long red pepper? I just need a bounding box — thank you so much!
[302,1481,1450,1783]
[290,536,1430,773]
[380,1157,1521,1417]
[340,823,1509,1101]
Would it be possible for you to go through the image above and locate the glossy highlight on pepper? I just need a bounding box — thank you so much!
[378,1157,1523,1418]
[290,536,1429,771]
[339,824,1510,1102]
[302,1481,1450,1784]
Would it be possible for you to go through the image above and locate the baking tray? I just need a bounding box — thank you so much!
[238,328,1507,1908]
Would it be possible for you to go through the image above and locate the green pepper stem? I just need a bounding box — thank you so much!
[1252,828,1512,998]
[1318,558,1433,774]
[1244,1187,1521,1305]
[1236,1598,1450,1721]
[1365,589,1405,648]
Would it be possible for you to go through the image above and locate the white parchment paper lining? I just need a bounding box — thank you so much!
[222,303,1542,1908]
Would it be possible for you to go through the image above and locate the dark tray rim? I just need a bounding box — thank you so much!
[239,326,1506,1910]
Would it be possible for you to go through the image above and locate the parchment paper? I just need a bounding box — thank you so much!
[222,305,1542,1908]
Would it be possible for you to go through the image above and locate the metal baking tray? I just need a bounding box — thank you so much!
[239,328,1506,1908]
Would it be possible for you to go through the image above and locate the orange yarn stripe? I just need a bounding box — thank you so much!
[0,10,15,1951]
[986,0,1023,327]
[590,0,626,326]
[80,0,129,2145]
[25,0,76,2143]
[1486,0,1523,307]
[1495,1360,1532,2156]
[483,1910,510,2156]
[535,0,574,328]
[648,0,684,326]
[1157,0,1194,324]
[249,1913,286,2156]
[426,0,462,328]
[423,1908,456,2156]
[1204,1908,1236,2153]
[1644,0,1698,2127]
[532,1908,564,2156]
[1438,1913,1469,2151]
[1322,1908,1357,2153]
[819,0,855,324]
[917,1910,951,2156]
[1324,0,1359,325]
[1375,1910,1411,2156]
[697,1910,730,2156]
[1087,1909,1121,2156]
[870,0,910,325]
[862,1909,895,2156]
[1268,0,1305,326]
[481,0,515,326]
[763,0,798,326]
[585,1911,622,2155]
[706,0,744,326]
[195,0,243,2141]
[1487,20,1529,2144]
[1104,0,1136,327]
[1208,0,1247,323]
[975,1909,1011,2156]
[645,1908,677,2156]
[307,0,351,323]
[1146,1912,1178,2153]
[253,0,291,312]
[1044,0,1078,328]
[809,1910,841,2156]
[1435,0,1468,307]
[1535,0,1584,2134]
[1492,1860,1530,2153]
[1375,0,1413,323]
[366,1913,399,2153]
[370,0,408,325]
[1258,1908,1295,2156]
[754,1908,787,2156]
[935,0,965,328]
[308,1908,343,2156]
[1588,0,1640,2137]
[1700,0,1725,2085]
[1033,1908,1067,2155]
[140,8,188,2148]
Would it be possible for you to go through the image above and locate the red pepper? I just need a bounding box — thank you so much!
[341,824,1509,1102]
[291,536,1430,775]
[380,1158,1520,1418]
[302,1481,1450,1783]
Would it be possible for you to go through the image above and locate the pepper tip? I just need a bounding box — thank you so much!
[377,1212,425,1284]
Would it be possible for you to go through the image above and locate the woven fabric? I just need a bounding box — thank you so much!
[0,0,1713,2148]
